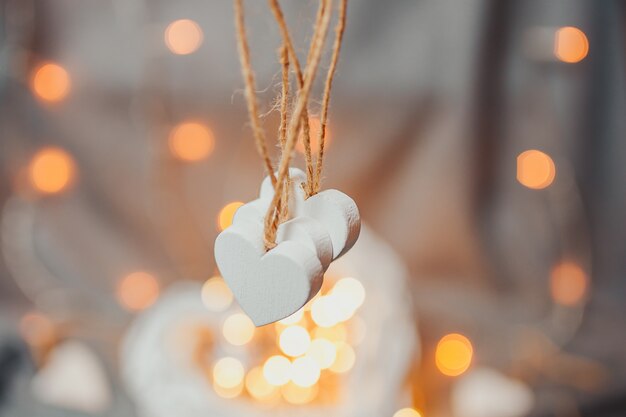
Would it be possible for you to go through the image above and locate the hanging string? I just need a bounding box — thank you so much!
[313,0,347,194]
[268,0,325,197]
[277,45,291,223]
[269,0,346,196]
[233,0,276,186]
[277,45,290,150]
[263,0,333,249]
[233,0,345,250]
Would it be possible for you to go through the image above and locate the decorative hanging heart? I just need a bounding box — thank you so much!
[223,0,355,327]
[215,168,360,326]
[255,168,361,259]
[214,217,331,326]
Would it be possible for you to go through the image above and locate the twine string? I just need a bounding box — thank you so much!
[263,0,333,249]
[313,0,347,194]
[233,0,276,186]
[276,45,291,223]
[268,0,325,197]
[269,0,346,197]
[278,45,290,150]
[233,0,344,250]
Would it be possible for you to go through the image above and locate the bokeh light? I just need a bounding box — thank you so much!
[329,277,366,320]
[217,201,244,231]
[279,325,311,357]
[296,117,331,154]
[213,357,245,389]
[312,323,347,343]
[213,380,243,399]
[516,149,556,189]
[201,277,233,312]
[222,313,255,346]
[31,62,70,102]
[393,408,423,417]
[19,312,55,348]
[290,356,321,387]
[332,277,365,307]
[169,121,215,162]
[554,26,589,63]
[435,333,473,377]
[310,296,340,327]
[116,272,160,311]
[550,260,588,306]
[245,366,279,402]
[306,338,337,369]
[329,342,355,373]
[165,19,203,55]
[263,355,291,386]
[281,381,318,405]
[28,147,75,195]
[279,308,304,325]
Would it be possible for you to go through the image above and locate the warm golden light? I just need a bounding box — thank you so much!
[165,19,203,55]
[201,277,233,312]
[19,312,55,348]
[550,261,588,306]
[435,333,473,377]
[217,201,244,231]
[116,272,160,311]
[222,313,255,346]
[330,277,366,320]
[213,357,245,389]
[263,355,291,386]
[281,382,318,405]
[169,121,214,162]
[245,366,279,401]
[312,323,347,343]
[279,325,311,357]
[516,149,556,189]
[296,117,331,154]
[332,277,365,307]
[310,296,339,328]
[306,338,337,369]
[329,342,355,373]
[213,380,243,399]
[28,147,75,195]
[393,407,423,417]
[290,356,321,387]
[555,26,589,63]
[31,62,70,102]
[279,308,304,325]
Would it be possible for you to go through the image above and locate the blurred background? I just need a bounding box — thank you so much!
[0,0,625,416]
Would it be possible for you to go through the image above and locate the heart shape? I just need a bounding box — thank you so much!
[214,217,331,326]
[247,168,361,259]
[215,167,360,325]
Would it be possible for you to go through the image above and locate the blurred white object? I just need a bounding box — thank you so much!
[31,340,111,413]
[121,225,417,417]
[451,368,534,417]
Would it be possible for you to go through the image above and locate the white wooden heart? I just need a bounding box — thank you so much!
[232,168,308,226]
[214,217,332,326]
[256,168,361,259]
[296,189,361,259]
[215,167,360,325]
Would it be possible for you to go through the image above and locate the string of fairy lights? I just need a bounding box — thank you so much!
[8,9,592,417]
[196,273,365,404]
